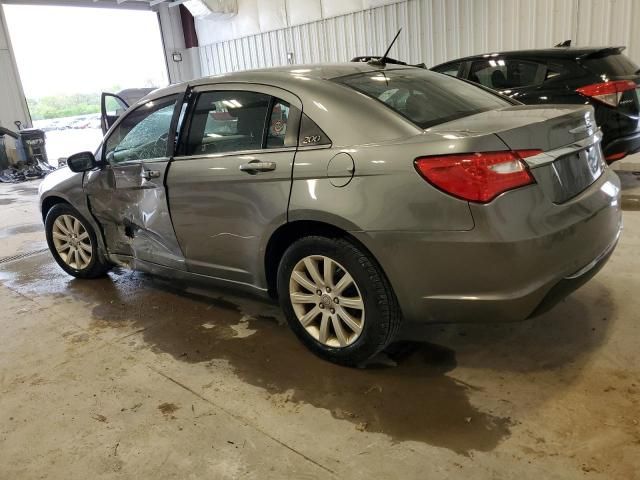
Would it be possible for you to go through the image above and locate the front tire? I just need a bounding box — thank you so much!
[277,235,401,366]
[45,203,110,279]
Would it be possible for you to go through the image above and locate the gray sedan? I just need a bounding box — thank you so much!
[39,63,622,365]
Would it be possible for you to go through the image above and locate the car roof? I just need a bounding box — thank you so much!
[140,62,423,147]
[433,46,626,66]
[146,62,414,99]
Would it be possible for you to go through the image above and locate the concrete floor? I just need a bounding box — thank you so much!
[0,162,639,479]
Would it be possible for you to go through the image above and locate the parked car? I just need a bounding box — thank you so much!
[432,45,640,163]
[39,63,621,365]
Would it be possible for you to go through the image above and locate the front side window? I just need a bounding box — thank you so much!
[105,95,177,164]
[184,91,271,155]
[468,60,546,89]
[334,68,510,129]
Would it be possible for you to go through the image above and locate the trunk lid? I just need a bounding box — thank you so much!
[427,104,605,203]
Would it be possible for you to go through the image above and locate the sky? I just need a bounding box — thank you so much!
[4,5,169,98]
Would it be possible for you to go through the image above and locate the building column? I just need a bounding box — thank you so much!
[157,4,202,83]
[0,5,31,129]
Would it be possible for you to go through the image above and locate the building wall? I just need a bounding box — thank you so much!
[0,5,30,129]
[195,0,403,45]
[158,5,202,83]
[195,0,640,77]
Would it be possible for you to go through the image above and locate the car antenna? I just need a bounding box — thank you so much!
[368,28,402,67]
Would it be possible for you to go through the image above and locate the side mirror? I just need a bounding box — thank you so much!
[67,151,97,172]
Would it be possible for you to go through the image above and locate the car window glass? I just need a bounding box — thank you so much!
[105,95,177,164]
[104,95,128,116]
[185,91,270,155]
[583,53,640,77]
[266,101,292,148]
[335,69,510,129]
[435,62,462,77]
[469,60,546,89]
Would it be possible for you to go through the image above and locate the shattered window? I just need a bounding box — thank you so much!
[105,95,178,164]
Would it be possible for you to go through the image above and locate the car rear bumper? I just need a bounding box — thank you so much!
[353,168,622,323]
[602,131,640,162]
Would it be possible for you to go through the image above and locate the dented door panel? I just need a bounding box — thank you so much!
[84,160,185,270]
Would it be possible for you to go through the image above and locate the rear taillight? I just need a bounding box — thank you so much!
[576,80,637,107]
[605,151,627,162]
[414,150,541,203]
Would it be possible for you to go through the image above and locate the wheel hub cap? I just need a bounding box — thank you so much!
[289,255,365,348]
[320,294,333,309]
[51,214,92,270]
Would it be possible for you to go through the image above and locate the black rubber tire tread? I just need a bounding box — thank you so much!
[45,203,110,279]
[277,235,401,367]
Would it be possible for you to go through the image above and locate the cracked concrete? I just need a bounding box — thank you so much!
[0,166,639,479]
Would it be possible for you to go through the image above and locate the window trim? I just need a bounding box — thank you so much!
[173,146,298,162]
[102,93,182,166]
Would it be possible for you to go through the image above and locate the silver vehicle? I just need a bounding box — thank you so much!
[39,64,622,365]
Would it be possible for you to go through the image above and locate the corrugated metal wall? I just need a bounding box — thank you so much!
[197,0,640,77]
[575,0,640,61]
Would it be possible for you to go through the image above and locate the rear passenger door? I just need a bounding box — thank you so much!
[167,85,302,287]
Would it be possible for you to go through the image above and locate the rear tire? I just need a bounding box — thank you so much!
[45,203,110,279]
[277,235,401,366]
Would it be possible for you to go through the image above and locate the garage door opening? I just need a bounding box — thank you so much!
[3,5,168,165]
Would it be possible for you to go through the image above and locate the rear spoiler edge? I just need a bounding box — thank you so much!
[578,46,626,60]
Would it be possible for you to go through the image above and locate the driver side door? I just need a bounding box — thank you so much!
[85,93,186,270]
[100,92,129,135]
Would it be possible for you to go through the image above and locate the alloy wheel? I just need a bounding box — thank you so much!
[51,214,92,270]
[289,255,365,348]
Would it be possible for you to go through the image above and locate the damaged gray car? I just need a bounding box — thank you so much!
[39,63,622,365]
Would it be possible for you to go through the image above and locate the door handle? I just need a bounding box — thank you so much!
[239,161,276,174]
[141,170,161,180]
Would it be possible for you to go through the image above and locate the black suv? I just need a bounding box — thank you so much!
[432,46,640,163]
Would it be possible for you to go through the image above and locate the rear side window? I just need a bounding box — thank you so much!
[334,68,510,129]
[469,59,546,89]
[266,101,299,149]
[184,91,271,155]
[582,53,640,77]
[433,62,463,77]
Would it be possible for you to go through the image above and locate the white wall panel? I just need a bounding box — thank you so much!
[321,0,365,18]
[257,0,287,32]
[196,0,640,78]
[286,0,322,26]
[575,0,640,61]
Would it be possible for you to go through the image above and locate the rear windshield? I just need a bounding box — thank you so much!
[582,53,640,77]
[334,68,511,129]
